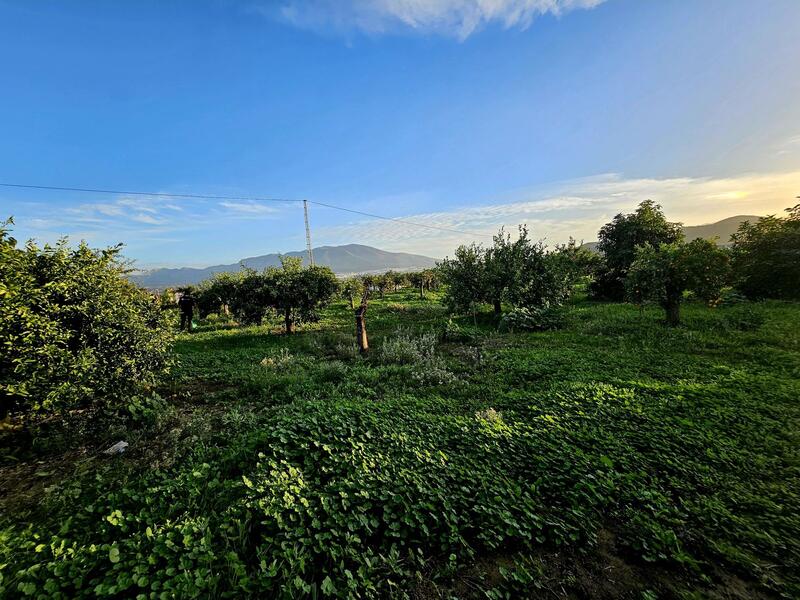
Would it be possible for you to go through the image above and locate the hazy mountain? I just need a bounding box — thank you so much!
[581,215,762,252]
[130,244,438,289]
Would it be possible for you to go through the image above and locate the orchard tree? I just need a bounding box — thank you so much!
[0,218,172,419]
[384,270,401,292]
[267,257,338,334]
[550,238,601,286]
[592,200,683,300]
[376,273,390,298]
[341,276,365,309]
[408,271,432,299]
[195,272,241,318]
[625,238,730,326]
[229,269,274,325]
[730,204,800,299]
[438,244,486,322]
[484,227,527,315]
[440,226,573,320]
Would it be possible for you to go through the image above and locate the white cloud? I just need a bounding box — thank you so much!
[269,0,606,39]
[314,170,800,258]
[218,201,283,215]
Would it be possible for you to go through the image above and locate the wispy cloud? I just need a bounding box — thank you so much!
[218,201,283,215]
[314,170,800,258]
[265,0,606,39]
[776,133,800,156]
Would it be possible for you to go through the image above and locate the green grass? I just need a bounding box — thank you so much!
[1,291,799,598]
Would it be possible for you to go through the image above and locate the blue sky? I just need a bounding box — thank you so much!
[1,0,799,267]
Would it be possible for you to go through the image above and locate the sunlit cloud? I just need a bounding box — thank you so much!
[263,0,606,39]
[314,170,800,258]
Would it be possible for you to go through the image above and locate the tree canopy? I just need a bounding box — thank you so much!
[439,226,572,319]
[592,200,684,300]
[626,238,730,326]
[730,205,800,299]
[0,219,172,418]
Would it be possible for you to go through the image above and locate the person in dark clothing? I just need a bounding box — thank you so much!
[178,290,195,332]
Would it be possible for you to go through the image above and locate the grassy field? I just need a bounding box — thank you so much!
[1,290,799,598]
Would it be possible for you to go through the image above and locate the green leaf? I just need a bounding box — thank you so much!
[321,575,337,596]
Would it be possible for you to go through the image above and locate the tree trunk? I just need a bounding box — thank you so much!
[349,296,355,310]
[493,298,502,316]
[355,306,368,353]
[419,283,425,299]
[665,301,680,327]
[663,287,681,327]
[284,308,294,334]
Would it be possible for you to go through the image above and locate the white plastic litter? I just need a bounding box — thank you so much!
[104,441,129,455]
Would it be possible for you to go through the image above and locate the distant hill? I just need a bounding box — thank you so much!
[130,244,438,289]
[581,215,762,252]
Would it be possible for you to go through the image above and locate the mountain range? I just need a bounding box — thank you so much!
[581,214,761,252]
[130,244,438,289]
[132,215,763,288]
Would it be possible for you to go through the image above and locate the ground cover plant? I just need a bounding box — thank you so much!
[1,283,798,599]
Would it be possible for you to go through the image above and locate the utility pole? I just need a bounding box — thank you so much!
[303,199,314,266]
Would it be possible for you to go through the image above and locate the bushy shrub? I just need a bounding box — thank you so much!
[0,220,173,418]
[498,306,565,332]
[439,226,572,318]
[379,329,456,384]
[379,329,437,365]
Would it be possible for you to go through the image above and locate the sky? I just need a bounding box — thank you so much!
[1,0,799,268]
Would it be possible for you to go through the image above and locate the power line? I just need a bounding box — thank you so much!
[0,182,298,203]
[0,181,492,238]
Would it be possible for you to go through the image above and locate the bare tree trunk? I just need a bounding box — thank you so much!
[355,291,369,353]
[419,283,424,299]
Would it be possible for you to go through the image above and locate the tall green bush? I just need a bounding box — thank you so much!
[0,220,173,418]
[439,226,571,318]
[730,205,800,299]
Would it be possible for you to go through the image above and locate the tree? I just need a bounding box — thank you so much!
[407,270,438,299]
[438,244,486,322]
[730,204,800,299]
[228,269,273,325]
[440,226,573,321]
[375,273,390,298]
[484,227,525,315]
[384,270,401,292]
[340,276,365,309]
[267,257,339,334]
[0,219,172,419]
[591,200,683,300]
[196,272,242,318]
[549,238,601,287]
[625,239,730,326]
